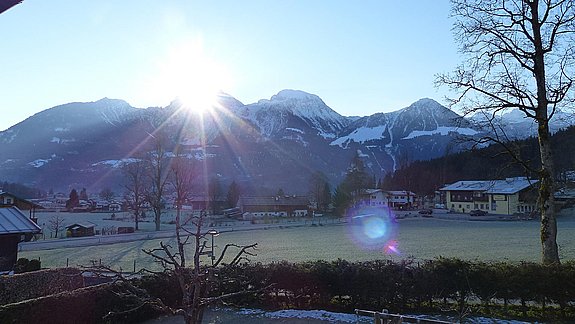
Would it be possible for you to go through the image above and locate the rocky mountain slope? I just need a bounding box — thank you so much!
[0,90,569,194]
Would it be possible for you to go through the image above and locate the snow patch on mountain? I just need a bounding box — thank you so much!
[28,159,50,168]
[92,158,141,168]
[0,129,17,144]
[318,131,336,139]
[402,126,478,139]
[330,125,387,147]
[286,127,304,134]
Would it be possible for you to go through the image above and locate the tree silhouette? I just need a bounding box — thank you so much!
[437,0,575,264]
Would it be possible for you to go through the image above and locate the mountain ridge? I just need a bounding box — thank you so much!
[0,90,571,194]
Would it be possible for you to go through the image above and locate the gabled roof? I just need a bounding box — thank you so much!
[360,189,416,196]
[66,222,96,229]
[0,207,42,235]
[238,196,309,207]
[440,177,537,195]
[0,190,44,209]
[386,190,416,196]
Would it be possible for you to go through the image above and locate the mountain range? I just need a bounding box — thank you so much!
[0,90,570,194]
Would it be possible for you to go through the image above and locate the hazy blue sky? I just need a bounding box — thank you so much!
[0,1,460,131]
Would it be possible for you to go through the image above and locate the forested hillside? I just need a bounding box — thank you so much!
[382,126,575,195]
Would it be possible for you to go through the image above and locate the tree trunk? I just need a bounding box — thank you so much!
[155,208,161,231]
[134,209,139,231]
[538,123,560,264]
[530,1,560,265]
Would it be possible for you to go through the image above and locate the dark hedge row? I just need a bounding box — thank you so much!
[0,281,166,324]
[0,267,84,305]
[2,259,575,322]
[213,258,575,322]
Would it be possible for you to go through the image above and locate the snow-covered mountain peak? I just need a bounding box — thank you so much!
[237,89,348,138]
[270,89,320,102]
[94,97,132,108]
[402,98,446,112]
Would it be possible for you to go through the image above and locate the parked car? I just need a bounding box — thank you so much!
[469,209,488,216]
[418,209,433,216]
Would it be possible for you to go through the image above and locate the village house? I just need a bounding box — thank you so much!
[358,189,417,210]
[237,195,310,220]
[0,207,42,272]
[0,190,43,219]
[440,177,538,215]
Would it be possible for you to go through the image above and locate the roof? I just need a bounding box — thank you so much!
[238,196,309,207]
[0,190,44,209]
[66,222,96,229]
[440,177,537,195]
[386,190,416,196]
[361,189,416,196]
[0,207,42,235]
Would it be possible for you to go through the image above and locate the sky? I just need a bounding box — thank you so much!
[0,1,460,131]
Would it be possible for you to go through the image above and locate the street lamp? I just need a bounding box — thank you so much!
[206,229,219,265]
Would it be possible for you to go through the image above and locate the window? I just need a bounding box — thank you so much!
[474,204,478,209]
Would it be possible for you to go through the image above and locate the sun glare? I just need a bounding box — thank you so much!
[143,40,234,114]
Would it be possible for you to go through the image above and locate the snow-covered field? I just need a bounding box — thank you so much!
[20,211,575,270]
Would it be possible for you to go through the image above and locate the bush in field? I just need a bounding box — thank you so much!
[13,258,41,274]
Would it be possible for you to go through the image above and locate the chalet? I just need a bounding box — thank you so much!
[66,222,96,237]
[237,196,310,220]
[385,190,417,209]
[0,190,43,219]
[440,177,538,215]
[0,207,42,272]
[358,189,417,210]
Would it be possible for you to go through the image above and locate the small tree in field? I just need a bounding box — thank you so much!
[48,213,66,238]
[144,134,172,231]
[437,0,575,264]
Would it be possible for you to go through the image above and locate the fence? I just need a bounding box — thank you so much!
[355,309,452,324]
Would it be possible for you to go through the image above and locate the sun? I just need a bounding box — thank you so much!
[144,40,234,114]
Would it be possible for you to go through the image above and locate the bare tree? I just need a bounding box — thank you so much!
[309,171,331,213]
[123,160,147,231]
[48,213,66,238]
[437,0,575,264]
[143,210,257,324]
[145,134,172,231]
[170,150,196,259]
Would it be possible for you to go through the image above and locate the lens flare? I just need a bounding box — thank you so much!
[345,205,399,254]
[384,240,400,255]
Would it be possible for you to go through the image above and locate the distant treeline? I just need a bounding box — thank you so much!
[381,125,575,195]
[0,181,46,199]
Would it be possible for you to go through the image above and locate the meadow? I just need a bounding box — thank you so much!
[20,212,575,272]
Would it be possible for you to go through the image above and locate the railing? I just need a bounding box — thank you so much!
[355,309,453,324]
